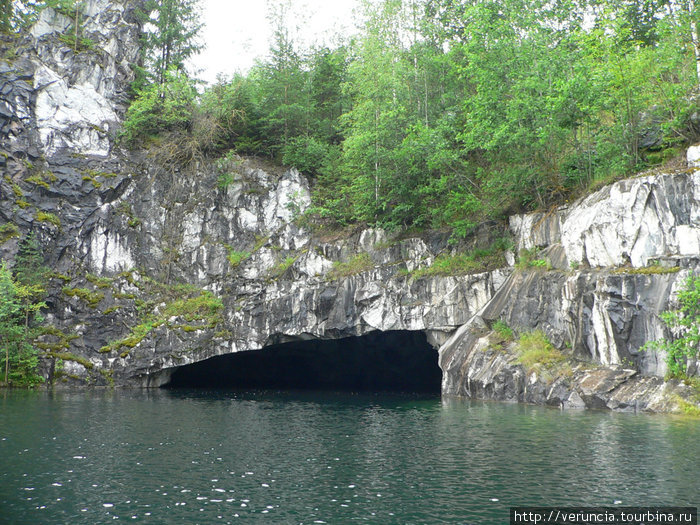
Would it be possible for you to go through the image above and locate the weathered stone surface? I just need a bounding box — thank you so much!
[511,172,700,268]
[440,327,697,413]
[2,0,141,160]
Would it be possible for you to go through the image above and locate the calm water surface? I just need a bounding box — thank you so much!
[0,389,698,524]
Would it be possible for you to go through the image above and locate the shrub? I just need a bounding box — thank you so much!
[516,248,551,270]
[35,211,61,228]
[412,254,483,278]
[644,274,700,378]
[269,255,299,279]
[493,320,514,341]
[121,70,197,144]
[516,330,565,370]
[282,136,334,175]
[227,248,249,268]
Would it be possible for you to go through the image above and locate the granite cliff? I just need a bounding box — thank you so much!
[1,1,698,413]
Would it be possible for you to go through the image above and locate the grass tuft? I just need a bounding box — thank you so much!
[327,253,374,279]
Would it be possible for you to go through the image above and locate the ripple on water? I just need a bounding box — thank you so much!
[0,390,698,524]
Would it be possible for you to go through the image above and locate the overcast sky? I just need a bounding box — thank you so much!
[195,0,359,84]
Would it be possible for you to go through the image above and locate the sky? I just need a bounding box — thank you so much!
[195,0,360,84]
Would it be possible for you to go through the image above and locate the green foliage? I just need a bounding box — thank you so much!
[644,274,700,378]
[120,0,700,239]
[0,235,49,387]
[58,32,94,52]
[135,0,203,88]
[227,249,249,268]
[25,173,50,189]
[62,286,104,307]
[0,222,19,244]
[162,291,223,324]
[516,330,566,370]
[121,70,197,144]
[327,253,374,280]
[117,202,141,227]
[85,273,113,289]
[675,396,700,417]
[410,242,509,279]
[1,0,42,33]
[215,150,242,189]
[35,211,61,228]
[412,254,483,278]
[100,321,155,354]
[515,248,552,271]
[46,351,92,370]
[493,320,514,342]
[100,276,223,355]
[269,254,298,279]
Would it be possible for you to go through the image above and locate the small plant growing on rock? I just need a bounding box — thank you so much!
[227,248,249,268]
[269,255,299,279]
[516,248,552,271]
[515,330,572,383]
[493,320,514,341]
[0,223,19,244]
[516,330,565,369]
[62,286,104,307]
[35,211,61,228]
[327,253,374,280]
[644,274,700,378]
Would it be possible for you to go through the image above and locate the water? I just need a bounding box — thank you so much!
[0,389,698,524]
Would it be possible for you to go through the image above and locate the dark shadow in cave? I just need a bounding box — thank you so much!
[163,330,441,393]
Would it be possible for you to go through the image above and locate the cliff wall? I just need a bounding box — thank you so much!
[1,3,698,413]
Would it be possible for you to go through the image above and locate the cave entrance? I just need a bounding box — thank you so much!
[164,330,441,393]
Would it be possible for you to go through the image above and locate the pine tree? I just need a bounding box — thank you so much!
[137,0,203,88]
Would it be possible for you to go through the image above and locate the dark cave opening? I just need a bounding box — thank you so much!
[164,330,442,393]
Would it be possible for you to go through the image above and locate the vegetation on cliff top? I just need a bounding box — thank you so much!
[118,0,700,243]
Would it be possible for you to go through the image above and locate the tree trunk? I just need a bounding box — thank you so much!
[74,2,79,52]
[689,0,700,87]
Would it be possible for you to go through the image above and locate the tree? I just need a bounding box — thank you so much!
[137,0,203,88]
[0,0,13,32]
[0,260,45,388]
[122,69,198,143]
[0,262,23,385]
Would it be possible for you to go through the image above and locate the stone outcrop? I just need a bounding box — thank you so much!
[510,171,700,269]
[0,1,698,414]
[440,164,700,412]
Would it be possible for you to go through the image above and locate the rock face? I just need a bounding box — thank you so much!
[510,171,700,269]
[0,2,698,414]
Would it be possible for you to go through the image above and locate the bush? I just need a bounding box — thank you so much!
[516,330,565,370]
[493,320,514,341]
[282,136,333,175]
[121,70,197,144]
[644,274,700,378]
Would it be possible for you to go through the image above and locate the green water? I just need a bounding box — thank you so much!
[0,390,698,524]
